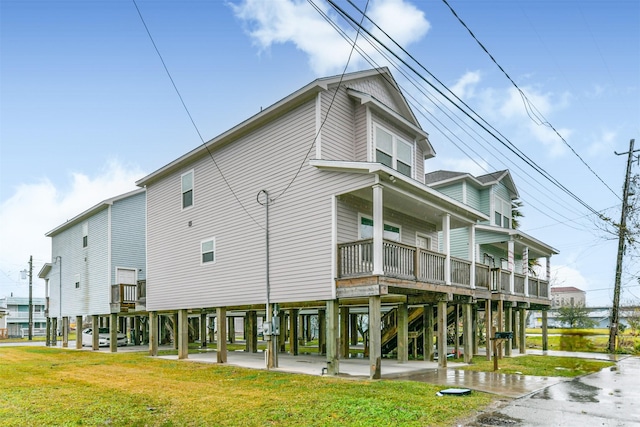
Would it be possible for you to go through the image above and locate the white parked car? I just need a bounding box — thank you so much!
[81,327,127,347]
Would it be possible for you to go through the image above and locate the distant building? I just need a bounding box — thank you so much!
[0,296,47,338]
[551,286,586,308]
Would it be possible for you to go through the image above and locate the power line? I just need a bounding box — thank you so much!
[326,0,611,224]
[132,0,263,230]
[440,0,620,200]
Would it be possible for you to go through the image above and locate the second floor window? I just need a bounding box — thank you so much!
[375,125,413,178]
[82,222,88,248]
[201,238,215,264]
[494,197,511,229]
[181,170,194,209]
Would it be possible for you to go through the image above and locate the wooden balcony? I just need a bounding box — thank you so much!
[337,239,550,300]
[110,280,146,313]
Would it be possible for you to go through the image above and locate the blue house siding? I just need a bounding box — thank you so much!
[435,183,463,202]
[466,185,480,209]
[110,191,147,284]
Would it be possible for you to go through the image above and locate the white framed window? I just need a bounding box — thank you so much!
[181,170,194,209]
[201,238,215,265]
[374,124,413,178]
[494,197,511,228]
[416,233,432,251]
[82,222,88,248]
[358,214,401,242]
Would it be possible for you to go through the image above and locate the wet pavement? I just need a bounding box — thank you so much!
[474,356,640,427]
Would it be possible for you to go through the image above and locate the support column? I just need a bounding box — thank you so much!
[423,305,434,362]
[397,302,408,363]
[46,317,51,346]
[443,214,451,285]
[519,308,526,354]
[350,313,358,346]
[246,311,257,353]
[542,309,548,352]
[178,309,189,360]
[200,313,208,349]
[52,317,58,346]
[289,309,299,355]
[472,306,479,355]
[485,300,492,361]
[92,315,99,351]
[497,300,504,358]
[109,314,117,353]
[149,311,158,356]
[369,295,381,379]
[172,313,179,350]
[217,308,227,363]
[463,303,473,363]
[512,309,518,350]
[62,316,69,348]
[75,315,83,349]
[318,309,326,355]
[372,184,384,275]
[340,306,349,358]
[326,300,339,375]
[437,300,447,368]
[454,305,460,357]
[228,316,235,344]
[505,304,513,357]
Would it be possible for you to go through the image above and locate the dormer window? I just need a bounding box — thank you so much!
[374,125,413,178]
[494,197,511,228]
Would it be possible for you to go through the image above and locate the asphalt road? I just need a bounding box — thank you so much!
[471,356,640,427]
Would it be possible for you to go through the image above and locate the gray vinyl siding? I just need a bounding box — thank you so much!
[336,194,438,250]
[478,189,490,218]
[414,144,425,184]
[434,184,463,202]
[466,185,480,210]
[320,86,356,161]
[354,104,368,162]
[494,182,511,201]
[146,99,374,311]
[110,192,146,283]
[50,209,109,317]
[346,75,400,112]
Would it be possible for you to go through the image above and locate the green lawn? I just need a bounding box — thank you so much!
[457,355,614,377]
[0,346,494,427]
[525,329,640,354]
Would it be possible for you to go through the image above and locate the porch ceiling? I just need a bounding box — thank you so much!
[346,186,473,230]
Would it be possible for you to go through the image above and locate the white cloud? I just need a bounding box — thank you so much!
[587,130,616,157]
[450,70,481,100]
[231,0,430,75]
[548,265,588,289]
[0,160,144,298]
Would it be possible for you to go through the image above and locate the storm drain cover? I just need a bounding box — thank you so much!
[436,388,472,396]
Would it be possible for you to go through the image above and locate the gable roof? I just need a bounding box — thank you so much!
[425,169,519,198]
[45,188,145,237]
[136,67,427,187]
[551,286,585,294]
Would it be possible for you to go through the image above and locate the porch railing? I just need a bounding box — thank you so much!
[337,240,551,299]
[475,264,491,290]
[514,273,526,295]
[110,283,137,306]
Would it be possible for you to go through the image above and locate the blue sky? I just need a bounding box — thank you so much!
[1,0,639,306]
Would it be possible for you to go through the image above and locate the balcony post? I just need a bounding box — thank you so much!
[469,224,476,289]
[523,246,530,297]
[442,214,451,285]
[546,256,552,300]
[508,238,515,294]
[372,184,384,275]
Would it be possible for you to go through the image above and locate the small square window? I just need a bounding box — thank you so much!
[201,238,215,264]
[75,282,80,289]
[82,222,88,248]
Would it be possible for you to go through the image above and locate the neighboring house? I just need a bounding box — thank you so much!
[528,306,637,329]
[42,188,146,350]
[136,67,557,378]
[0,296,47,338]
[425,170,558,295]
[551,286,586,308]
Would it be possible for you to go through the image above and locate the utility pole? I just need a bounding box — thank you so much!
[28,255,33,341]
[609,139,638,352]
